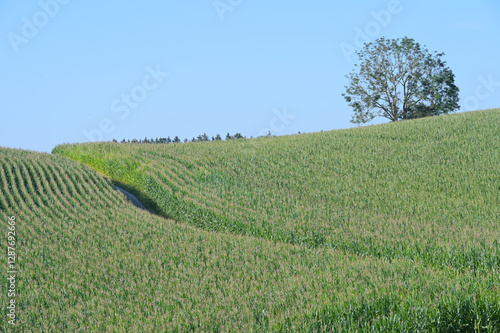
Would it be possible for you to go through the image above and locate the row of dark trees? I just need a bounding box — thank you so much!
[112,132,250,144]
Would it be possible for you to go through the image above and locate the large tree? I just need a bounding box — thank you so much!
[343,37,459,124]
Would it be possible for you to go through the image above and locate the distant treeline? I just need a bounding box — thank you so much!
[111,132,267,144]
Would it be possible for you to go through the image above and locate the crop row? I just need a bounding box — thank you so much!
[54,109,500,273]
[1,133,499,330]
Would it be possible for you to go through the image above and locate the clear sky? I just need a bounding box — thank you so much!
[1,0,499,153]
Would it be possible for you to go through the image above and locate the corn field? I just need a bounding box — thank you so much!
[0,109,498,331]
[55,109,500,273]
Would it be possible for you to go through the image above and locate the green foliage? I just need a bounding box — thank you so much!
[54,109,500,273]
[343,36,460,124]
[7,147,500,331]
[4,109,497,331]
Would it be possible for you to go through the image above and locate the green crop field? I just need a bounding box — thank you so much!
[55,109,500,272]
[0,109,499,331]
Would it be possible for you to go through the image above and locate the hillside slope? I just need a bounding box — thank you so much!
[55,109,500,272]
[5,148,498,330]
[47,109,500,330]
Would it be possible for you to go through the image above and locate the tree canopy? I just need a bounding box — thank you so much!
[343,37,459,124]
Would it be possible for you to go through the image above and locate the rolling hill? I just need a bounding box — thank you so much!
[0,109,498,331]
[55,109,500,273]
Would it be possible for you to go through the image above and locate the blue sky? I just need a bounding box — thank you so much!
[1,0,499,152]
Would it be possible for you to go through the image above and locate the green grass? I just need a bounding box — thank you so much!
[0,109,498,331]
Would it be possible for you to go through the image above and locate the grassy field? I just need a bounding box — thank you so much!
[0,109,498,331]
